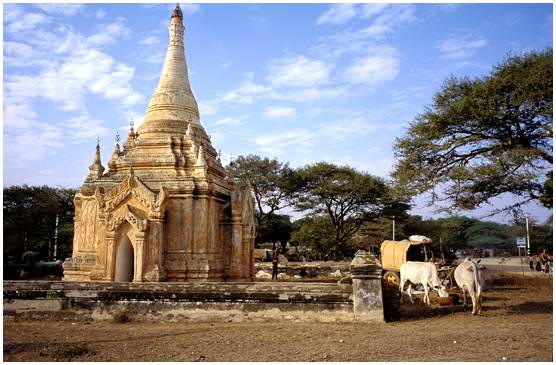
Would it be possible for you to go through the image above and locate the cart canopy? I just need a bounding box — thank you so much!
[380,240,426,272]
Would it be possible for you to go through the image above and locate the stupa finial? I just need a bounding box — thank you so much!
[89,139,105,178]
[172,3,183,19]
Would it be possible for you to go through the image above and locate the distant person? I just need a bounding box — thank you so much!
[535,253,542,272]
[271,245,280,280]
[541,249,550,274]
[529,255,534,270]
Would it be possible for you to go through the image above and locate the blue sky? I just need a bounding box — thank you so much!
[3,3,553,224]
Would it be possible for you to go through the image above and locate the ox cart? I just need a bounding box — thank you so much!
[380,240,426,286]
[380,240,458,303]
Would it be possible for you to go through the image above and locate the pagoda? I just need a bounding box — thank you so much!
[63,5,255,282]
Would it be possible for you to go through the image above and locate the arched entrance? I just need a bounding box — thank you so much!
[115,232,134,282]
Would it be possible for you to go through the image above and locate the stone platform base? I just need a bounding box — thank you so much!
[3,280,354,323]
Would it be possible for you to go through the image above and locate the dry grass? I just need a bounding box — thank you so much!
[112,311,130,324]
[54,343,88,359]
[494,274,552,291]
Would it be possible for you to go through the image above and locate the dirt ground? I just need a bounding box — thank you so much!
[3,273,552,362]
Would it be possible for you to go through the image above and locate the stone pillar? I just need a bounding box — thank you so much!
[104,232,116,281]
[145,218,167,282]
[133,232,146,282]
[350,250,384,322]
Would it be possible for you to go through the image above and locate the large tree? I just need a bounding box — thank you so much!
[393,50,553,213]
[231,155,300,233]
[294,162,408,259]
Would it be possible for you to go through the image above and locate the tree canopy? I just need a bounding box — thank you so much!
[294,162,409,258]
[231,154,300,231]
[393,50,553,213]
[4,185,76,261]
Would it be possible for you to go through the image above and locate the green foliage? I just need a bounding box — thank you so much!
[3,185,76,261]
[231,155,300,244]
[256,214,293,246]
[399,215,477,258]
[463,221,513,249]
[291,215,355,261]
[55,343,88,359]
[294,162,408,255]
[540,171,552,208]
[393,50,553,213]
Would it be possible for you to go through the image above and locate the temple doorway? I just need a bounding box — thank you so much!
[115,234,134,282]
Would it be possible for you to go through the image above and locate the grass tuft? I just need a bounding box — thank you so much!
[113,311,130,324]
[55,343,88,359]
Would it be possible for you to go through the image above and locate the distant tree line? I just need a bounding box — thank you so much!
[230,155,553,261]
[3,185,76,263]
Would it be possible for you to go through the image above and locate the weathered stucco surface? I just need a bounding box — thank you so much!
[4,280,354,323]
[63,5,255,283]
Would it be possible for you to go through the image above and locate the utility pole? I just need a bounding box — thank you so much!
[525,214,531,257]
[392,216,396,241]
[53,214,59,261]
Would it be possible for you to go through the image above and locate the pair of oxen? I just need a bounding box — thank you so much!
[399,257,485,315]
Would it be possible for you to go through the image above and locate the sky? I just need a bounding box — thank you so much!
[3,2,553,225]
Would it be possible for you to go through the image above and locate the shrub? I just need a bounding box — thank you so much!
[55,343,88,359]
[112,311,130,324]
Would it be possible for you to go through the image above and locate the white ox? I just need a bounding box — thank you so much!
[454,257,485,315]
[399,261,449,305]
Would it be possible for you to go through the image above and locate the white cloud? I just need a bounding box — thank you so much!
[254,128,318,156]
[4,41,38,67]
[4,9,145,164]
[315,4,416,58]
[180,4,201,16]
[438,36,488,60]
[4,4,23,22]
[268,86,348,102]
[198,101,219,116]
[319,118,379,140]
[316,4,358,25]
[212,117,244,126]
[343,46,400,85]
[360,4,390,19]
[140,36,160,45]
[263,107,296,119]
[143,53,165,65]
[4,125,65,164]
[66,113,109,140]
[35,4,85,16]
[316,4,392,26]
[222,80,271,104]
[87,19,130,46]
[96,9,106,19]
[3,98,37,129]
[266,56,334,88]
[6,12,50,33]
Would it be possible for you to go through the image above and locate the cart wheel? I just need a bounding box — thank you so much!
[383,271,400,287]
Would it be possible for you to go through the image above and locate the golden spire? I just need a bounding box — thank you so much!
[139,3,199,138]
[88,137,105,178]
